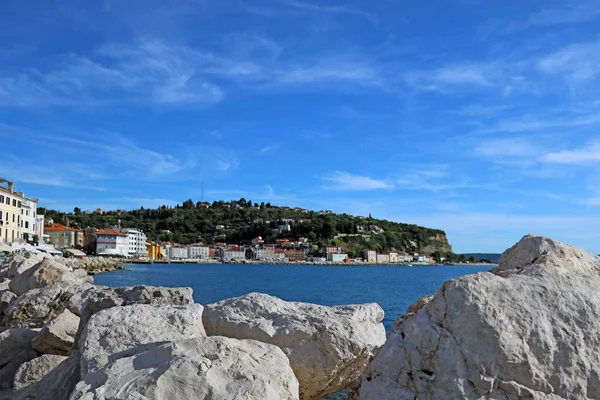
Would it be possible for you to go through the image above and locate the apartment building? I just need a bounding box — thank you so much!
[0,180,24,243]
[95,229,128,256]
[188,245,210,259]
[44,223,77,248]
[122,228,148,256]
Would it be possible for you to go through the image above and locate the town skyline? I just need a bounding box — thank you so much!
[2,1,600,253]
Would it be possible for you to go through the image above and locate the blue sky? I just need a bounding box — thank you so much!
[2,0,600,253]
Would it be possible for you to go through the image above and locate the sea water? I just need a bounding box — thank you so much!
[95,263,489,330]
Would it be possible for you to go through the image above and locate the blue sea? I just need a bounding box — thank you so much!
[95,263,489,330]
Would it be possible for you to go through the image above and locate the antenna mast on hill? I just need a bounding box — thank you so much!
[202,181,204,202]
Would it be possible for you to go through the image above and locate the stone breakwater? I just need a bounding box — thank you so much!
[1,234,595,399]
[0,251,386,400]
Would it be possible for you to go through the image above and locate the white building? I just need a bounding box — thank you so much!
[188,245,209,259]
[220,247,246,261]
[122,228,148,256]
[20,197,39,241]
[169,246,188,259]
[95,230,128,256]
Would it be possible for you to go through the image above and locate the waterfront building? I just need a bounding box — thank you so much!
[377,253,390,264]
[35,214,45,242]
[327,253,348,263]
[220,246,246,261]
[0,180,24,243]
[169,245,188,259]
[20,197,39,242]
[188,245,210,259]
[389,252,399,263]
[323,246,342,255]
[122,228,148,256]
[95,229,128,256]
[146,241,163,260]
[362,250,377,263]
[44,223,77,248]
[284,249,306,261]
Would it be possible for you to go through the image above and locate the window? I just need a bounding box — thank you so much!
[12,214,14,223]
[0,195,3,202]
[5,197,9,204]
[12,199,16,207]
[17,201,21,208]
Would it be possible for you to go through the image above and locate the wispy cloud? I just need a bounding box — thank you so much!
[474,137,537,158]
[537,40,600,83]
[542,142,600,165]
[279,0,377,23]
[323,171,394,191]
[259,144,278,154]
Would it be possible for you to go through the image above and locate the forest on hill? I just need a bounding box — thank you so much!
[40,199,455,259]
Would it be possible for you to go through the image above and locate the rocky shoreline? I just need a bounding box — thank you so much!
[0,234,597,399]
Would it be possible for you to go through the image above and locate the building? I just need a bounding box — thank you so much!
[95,229,128,256]
[44,223,77,249]
[251,236,264,245]
[377,253,390,264]
[284,249,306,262]
[20,197,39,242]
[327,253,348,263]
[122,228,148,256]
[188,245,210,259]
[0,180,24,243]
[389,252,399,263]
[169,246,188,259]
[146,241,163,260]
[323,246,342,255]
[362,250,377,263]
[220,246,246,261]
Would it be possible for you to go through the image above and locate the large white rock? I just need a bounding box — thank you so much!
[0,329,38,390]
[203,292,386,400]
[9,258,91,296]
[70,337,299,400]
[73,285,195,353]
[7,252,51,278]
[79,303,206,375]
[3,282,91,329]
[13,354,68,391]
[13,353,80,400]
[359,236,600,399]
[494,234,600,277]
[32,308,79,356]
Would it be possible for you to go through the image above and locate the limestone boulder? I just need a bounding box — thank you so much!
[70,337,299,400]
[359,236,600,399]
[0,290,16,318]
[0,328,38,390]
[392,295,433,331]
[13,354,68,391]
[7,252,50,278]
[13,353,80,400]
[203,292,386,400]
[9,258,91,296]
[80,303,205,375]
[3,282,91,329]
[32,308,79,356]
[493,233,600,277]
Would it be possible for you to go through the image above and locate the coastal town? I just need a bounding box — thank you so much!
[0,179,442,265]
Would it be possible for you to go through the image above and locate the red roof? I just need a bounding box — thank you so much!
[95,229,126,237]
[44,223,75,232]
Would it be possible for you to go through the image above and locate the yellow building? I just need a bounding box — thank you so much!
[146,240,163,260]
[0,180,24,243]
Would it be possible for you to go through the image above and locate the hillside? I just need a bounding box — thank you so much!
[40,199,454,258]
[462,253,502,264]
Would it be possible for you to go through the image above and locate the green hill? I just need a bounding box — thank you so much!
[40,199,454,258]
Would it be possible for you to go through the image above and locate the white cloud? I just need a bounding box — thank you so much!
[537,40,600,83]
[323,172,394,191]
[260,144,278,154]
[279,0,377,23]
[474,138,537,158]
[406,63,495,92]
[542,142,600,164]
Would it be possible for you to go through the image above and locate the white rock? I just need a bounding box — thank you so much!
[9,258,90,296]
[359,236,600,399]
[494,233,600,277]
[13,354,68,391]
[70,337,299,400]
[32,308,79,356]
[7,252,51,278]
[13,353,80,400]
[203,292,386,400]
[0,328,38,390]
[0,289,16,318]
[3,282,91,329]
[80,303,205,375]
